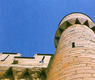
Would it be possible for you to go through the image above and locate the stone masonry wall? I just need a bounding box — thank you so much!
[47,24,95,80]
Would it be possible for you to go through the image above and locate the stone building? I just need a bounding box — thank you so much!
[1,12,95,80]
[0,52,53,80]
[47,13,95,80]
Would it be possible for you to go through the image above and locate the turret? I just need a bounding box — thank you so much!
[47,13,95,80]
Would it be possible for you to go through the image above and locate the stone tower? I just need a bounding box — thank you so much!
[47,13,95,80]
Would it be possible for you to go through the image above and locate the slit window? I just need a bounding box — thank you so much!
[1,55,9,61]
[39,56,45,63]
[72,42,75,48]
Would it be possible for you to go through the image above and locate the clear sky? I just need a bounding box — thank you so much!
[0,0,95,57]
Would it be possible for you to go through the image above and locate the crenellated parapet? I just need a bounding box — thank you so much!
[55,13,95,48]
[0,53,53,80]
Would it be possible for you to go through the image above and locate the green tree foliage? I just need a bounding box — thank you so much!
[38,68,47,80]
[3,67,14,80]
[12,60,18,64]
[19,68,33,80]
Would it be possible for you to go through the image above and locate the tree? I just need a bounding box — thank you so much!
[19,68,33,80]
[37,68,47,80]
[3,67,14,80]
[12,60,18,64]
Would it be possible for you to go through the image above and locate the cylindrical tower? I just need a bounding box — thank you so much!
[47,13,95,80]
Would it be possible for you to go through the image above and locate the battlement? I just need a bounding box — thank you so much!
[0,52,53,79]
[55,13,95,48]
[0,53,53,68]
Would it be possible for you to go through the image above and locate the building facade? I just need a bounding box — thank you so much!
[47,13,95,80]
[0,53,53,80]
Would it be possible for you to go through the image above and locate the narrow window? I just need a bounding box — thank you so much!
[72,42,75,48]
[1,55,9,61]
[39,56,45,63]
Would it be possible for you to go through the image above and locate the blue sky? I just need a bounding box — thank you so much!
[0,0,95,57]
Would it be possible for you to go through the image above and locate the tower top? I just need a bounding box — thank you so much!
[55,13,95,48]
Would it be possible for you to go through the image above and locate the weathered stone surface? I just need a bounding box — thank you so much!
[0,53,53,80]
[47,13,95,80]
